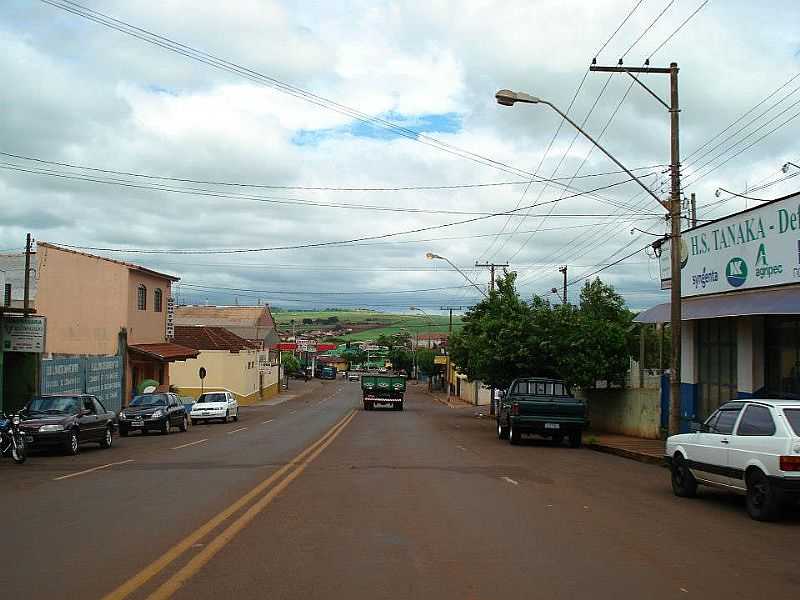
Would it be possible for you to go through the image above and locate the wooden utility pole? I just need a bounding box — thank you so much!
[23,233,32,314]
[558,265,567,304]
[589,62,682,436]
[474,262,508,415]
[440,306,463,398]
[690,192,697,228]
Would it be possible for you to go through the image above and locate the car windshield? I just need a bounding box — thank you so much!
[785,409,800,436]
[130,394,168,407]
[26,396,81,414]
[197,393,227,404]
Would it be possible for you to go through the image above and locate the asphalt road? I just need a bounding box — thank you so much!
[1,380,798,599]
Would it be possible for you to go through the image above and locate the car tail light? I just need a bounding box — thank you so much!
[779,456,800,472]
[511,402,520,416]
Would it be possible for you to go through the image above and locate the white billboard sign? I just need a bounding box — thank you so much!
[2,316,46,352]
[165,296,175,340]
[660,193,800,297]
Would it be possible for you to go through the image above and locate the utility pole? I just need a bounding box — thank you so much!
[440,306,463,398]
[23,233,33,314]
[590,61,683,436]
[474,262,509,293]
[558,265,567,305]
[474,261,508,415]
[690,192,697,228]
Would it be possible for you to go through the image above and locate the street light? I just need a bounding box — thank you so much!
[782,161,800,173]
[497,77,684,436]
[425,252,488,298]
[715,187,770,203]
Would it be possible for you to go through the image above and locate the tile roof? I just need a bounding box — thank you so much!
[175,305,275,328]
[128,343,199,361]
[173,325,260,352]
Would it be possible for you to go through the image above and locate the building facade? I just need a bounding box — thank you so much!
[637,191,800,429]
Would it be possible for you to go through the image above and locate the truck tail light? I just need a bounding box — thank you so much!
[779,456,800,472]
[511,402,520,416]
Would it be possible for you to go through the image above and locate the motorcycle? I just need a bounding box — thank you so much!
[0,412,26,464]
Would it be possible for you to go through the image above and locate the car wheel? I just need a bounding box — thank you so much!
[671,454,697,498]
[119,426,129,437]
[100,425,113,449]
[746,469,781,521]
[233,408,239,422]
[65,429,79,455]
[161,418,170,435]
[497,419,509,440]
[191,419,198,426]
[509,421,520,445]
[568,431,582,448]
[179,415,188,432]
[223,410,230,424]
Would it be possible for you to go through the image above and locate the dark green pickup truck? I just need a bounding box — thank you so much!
[496,377,587,447]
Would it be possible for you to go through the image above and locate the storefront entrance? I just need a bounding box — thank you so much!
[696,318,738,420]
[765,316,800,399]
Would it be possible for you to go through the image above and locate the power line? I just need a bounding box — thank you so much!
[593,0,647,58]
[620,0,675,60]
[38,0,642,208]
[647,0,709,59]
[45,177,657,255]
[0,161,659,218]
[179,282,478,296]
[0,150,665,192]
[566,241,654,287]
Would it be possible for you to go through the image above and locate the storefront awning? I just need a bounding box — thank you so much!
[128,343,199,362]
[635,286,800,323]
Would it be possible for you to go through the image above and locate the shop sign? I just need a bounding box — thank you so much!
[296,339,316,352]
[165,296,175,340]
[434,356,448,365]
[659,192,800,297]
[1,316,45,352]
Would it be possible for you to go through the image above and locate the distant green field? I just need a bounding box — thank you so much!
[272,309,462,341]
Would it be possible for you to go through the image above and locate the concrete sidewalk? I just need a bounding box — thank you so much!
[586,433,666,466]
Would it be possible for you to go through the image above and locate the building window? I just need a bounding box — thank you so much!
[765,316,800,398]
[137,284,147,311]
[154,288,163,312]
[696,318,738,420]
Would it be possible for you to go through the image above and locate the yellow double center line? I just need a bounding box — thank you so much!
[102,409,357,600]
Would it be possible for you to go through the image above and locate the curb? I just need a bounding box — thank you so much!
[585,442,667,467]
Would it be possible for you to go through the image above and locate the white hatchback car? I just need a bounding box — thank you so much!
[190,391,239,425]
[666,399,800,521]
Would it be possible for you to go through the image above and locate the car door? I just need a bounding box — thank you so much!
[91,397,111,432]
[690,403,744,485]
[168,395,181,426]
[728,403,780,491]
[79,396,101,441]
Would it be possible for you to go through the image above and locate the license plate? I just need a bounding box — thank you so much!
[544,423,560,429]
[132,420,144,427]
[25,435,34,443]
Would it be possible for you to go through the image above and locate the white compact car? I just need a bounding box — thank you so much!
[666,399,800,521]
[190,391,239,425]
[348,372,360,382]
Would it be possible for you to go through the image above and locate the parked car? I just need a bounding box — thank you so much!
[666,399,800,521]
[190,391,239,425]
[118,392,189,436]
[18,394,115,455]
[348,372,360,382]
[496,378,587,447]
[291,370,310,381]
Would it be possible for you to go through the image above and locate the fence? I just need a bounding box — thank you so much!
[41,355,124,413]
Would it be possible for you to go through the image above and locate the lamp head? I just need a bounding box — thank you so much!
[426,252,443,260]
[715,188,722,198]
[495,89,518,106]
[783,162,791,174]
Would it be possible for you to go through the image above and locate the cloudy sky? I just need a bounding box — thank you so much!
[2,0,799,314]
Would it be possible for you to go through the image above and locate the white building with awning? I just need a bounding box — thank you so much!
[636,190,800,427]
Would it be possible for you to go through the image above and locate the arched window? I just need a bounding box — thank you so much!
[154,288,163,312]
[137,284,147,311]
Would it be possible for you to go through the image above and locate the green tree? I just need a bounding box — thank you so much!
[281,352,300,374]
[415,348,436,377]
[343,348,366,368]
[389,348,414,374]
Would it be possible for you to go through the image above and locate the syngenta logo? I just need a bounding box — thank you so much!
[691,267,719,290]
[725,257,748,287]
[754,243,783,280]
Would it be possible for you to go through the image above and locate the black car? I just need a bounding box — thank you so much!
[19,394,115,455]
[118,393,189,436]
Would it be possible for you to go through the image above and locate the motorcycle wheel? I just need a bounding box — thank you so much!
[11,435,26,464]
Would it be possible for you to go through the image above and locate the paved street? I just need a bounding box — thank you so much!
[2,381,798,600]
